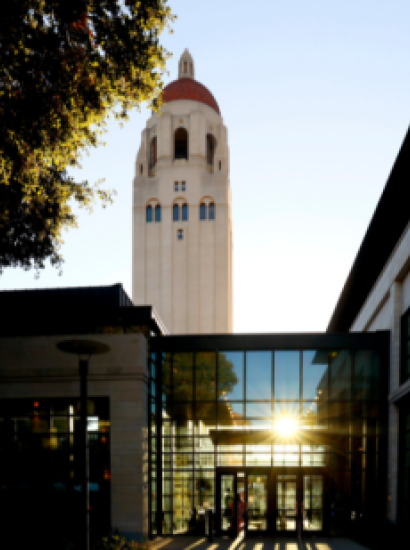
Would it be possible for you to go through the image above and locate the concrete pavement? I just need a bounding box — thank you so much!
[150,535,370,550]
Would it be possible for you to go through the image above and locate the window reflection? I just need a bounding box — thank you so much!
[172,353,193,402]
[218,352,243,401]
[303,351,328,401]
[275,351,300,400]
[150,344,385,536]
[196,352,216,401]
[330,352,351,400]
[246,402,271,418]
[301,402,327,429]
[217,402,244,428]
[353,350,380,400]
[246,351,272,400]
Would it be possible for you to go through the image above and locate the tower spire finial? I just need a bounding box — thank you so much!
[178,49,195,80]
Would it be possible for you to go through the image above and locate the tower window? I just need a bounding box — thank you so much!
[209,203,215,220]
[182,203,189,222]
[178,229,184,240]
[174,182,179,192]
[140,164,143,175]
[200,203,207,221]
[155,204,161,223]
[175,128,188,160]
[183,61,187,74]
[149,136,157,169]
[146,205,153,223]
[173,204,180,222]
[219,160,222,171]
[206,134,216,166]
[181,181,186,192]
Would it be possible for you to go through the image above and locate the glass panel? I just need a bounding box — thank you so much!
[303,351,328,400]
[246,402,271,418]
[245,418,271,430]
[301,454,326,467]
[195,454,214,468]
[173,472,193,533]
[217,454,244,466]
[196,471,214,511]
[273,402,300,421]
[182,204,189,221]
[162,354,172,416]
[246,351,272,400]
[277,475,297,531]
[275,351,300,400]
[217,402,244,428]
[218,351,244,401]
[353,350,380,400]
[303,475,323,531]
[172,353,193,402]
[173,204,180,222]
[301,402,327,429]
[330,351,351,400]
[221,475,235,531]
[246,454,271,466]
[273,453,299,466]
[195,352,216,400]
[248,475,268,530]
[155,204,161,222]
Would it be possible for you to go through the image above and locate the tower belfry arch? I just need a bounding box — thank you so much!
[132,50,233,334]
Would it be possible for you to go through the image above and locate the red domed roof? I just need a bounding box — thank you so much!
[162,79,220,115]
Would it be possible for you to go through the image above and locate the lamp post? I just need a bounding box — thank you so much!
[57,340,110,550]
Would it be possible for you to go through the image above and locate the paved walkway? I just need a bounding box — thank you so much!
[150,535,369,550]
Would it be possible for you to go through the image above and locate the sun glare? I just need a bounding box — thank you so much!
[275,415,299,437]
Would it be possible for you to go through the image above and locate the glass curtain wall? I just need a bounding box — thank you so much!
[152,347,386,536]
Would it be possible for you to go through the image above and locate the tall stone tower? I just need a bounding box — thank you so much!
[132,49,233,334]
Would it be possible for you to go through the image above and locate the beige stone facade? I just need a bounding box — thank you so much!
[0,333,149,539]
[132,51,233,334]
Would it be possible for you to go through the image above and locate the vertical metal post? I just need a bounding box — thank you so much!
[80,358,89,550]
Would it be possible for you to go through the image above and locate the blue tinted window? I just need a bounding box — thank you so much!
[173,204,180,222]
[245,402,271,418]
[209,203,215,220]
[155,204,161,223]
[218,352,244,401]
[182,203,189,221]
[200,203,207,220]
[274,351,300,400]
[246,351,272,400]
[146,205,153,223]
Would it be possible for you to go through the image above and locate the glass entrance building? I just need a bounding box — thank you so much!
[149,333,389,540]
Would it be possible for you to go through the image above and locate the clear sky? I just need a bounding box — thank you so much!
[2,1,410,333]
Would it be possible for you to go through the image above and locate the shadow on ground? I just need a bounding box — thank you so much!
[150,535,370,550]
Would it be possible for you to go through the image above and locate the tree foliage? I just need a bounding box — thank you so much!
[0,0,174,271]
[163,352,239,426]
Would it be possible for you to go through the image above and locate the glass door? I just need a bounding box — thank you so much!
[276,475,298,532]
[247,475,268,533]
[303,475,324,532]
[220,474,235,534]
[218,471,268,536]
